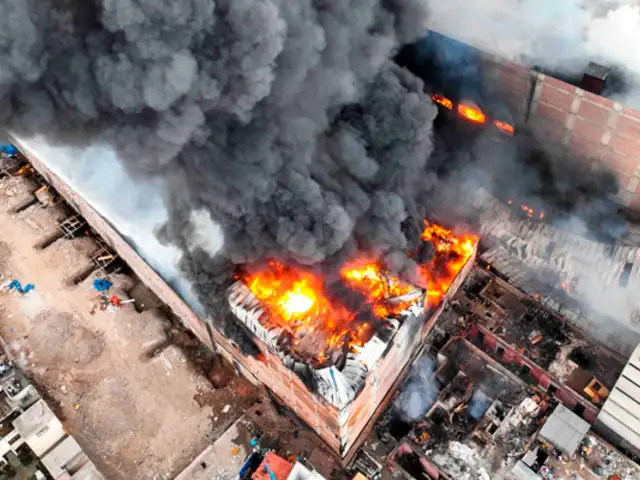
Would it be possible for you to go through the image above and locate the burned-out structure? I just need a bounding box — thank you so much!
[363,262,635,479]
[373,338,555,479]
[459,268,626,420]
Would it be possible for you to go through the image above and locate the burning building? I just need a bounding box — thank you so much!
[7,0,640,473]
[225,221,477,457]
[3,143,478,461]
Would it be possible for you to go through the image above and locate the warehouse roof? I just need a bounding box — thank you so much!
[597,344,640,451]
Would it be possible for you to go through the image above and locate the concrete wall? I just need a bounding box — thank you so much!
[479,55,640,212]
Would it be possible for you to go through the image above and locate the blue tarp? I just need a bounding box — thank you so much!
[8,280,34,294]
[0,144,18,156]
[93,278,113,292]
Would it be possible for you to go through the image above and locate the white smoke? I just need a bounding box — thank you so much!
[469,389,492,421]
[15,136,204,312]
[427,0,640,101]
[188,210,224,257]
[395,356,441,421]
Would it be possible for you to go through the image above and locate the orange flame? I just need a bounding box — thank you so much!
[431,94,453,110]
[341,260,417,318]
[495,120,515,136]
[520,204,545,221]
[419,221,477,305]
[241,222,477,357]
[458,104,486,124]
[245,261,343,333]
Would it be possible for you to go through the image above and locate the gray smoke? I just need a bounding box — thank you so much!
[395,356,440,421]
[468,389,492,421]
[1,0,436,314]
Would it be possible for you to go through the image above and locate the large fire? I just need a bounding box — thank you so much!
[241,221,476,364]
[341,259,419,319]
[419,221,477,304]
[245,261,353,347]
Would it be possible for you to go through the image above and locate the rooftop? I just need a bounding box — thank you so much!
[176,403,340,480]
[12,399,65,457]
[539,404,590,457]
[597,343,640,452]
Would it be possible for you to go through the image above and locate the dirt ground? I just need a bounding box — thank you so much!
[0,175,259,479]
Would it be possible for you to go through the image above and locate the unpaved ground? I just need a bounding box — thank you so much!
[0,176,258,479]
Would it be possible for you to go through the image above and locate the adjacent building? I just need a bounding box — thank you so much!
[0,336,102,479]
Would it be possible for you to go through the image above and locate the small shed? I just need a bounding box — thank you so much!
[539,404,590,457]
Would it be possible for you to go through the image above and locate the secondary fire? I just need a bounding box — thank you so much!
[419,221,477,304]
[240,221,477,364]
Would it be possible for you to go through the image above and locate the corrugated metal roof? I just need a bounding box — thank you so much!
[597,344,640,451]
[539,404,590,456]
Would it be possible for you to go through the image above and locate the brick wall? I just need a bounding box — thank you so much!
[480,56,533,124]
[527,74,640,210]
[474,325,599,423]
[478,53,640,213]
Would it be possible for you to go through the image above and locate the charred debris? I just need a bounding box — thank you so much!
[361,264,629,479]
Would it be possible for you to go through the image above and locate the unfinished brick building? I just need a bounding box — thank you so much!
[478,50,640,212]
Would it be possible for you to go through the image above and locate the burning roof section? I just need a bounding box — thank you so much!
[227,221,477,408]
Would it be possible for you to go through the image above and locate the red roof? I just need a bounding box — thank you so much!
[252,452,294,480]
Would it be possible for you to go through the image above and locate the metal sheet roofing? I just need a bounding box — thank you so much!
[539,404,590,456]
[597,344,640,451]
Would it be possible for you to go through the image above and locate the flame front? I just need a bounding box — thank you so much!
[241,222,477,362]
[341,260,416,318]
[420,221,477,305]
[279,281,316,316]
[246,261,337,333]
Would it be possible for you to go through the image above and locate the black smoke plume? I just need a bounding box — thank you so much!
[0,0,436,319]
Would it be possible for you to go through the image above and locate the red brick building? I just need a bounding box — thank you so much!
[479,54,640,212]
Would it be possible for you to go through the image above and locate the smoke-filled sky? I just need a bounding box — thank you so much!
[1,0,438,314]
[427,0,640,101]
[4,0,640,330]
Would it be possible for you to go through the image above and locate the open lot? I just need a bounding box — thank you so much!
[0,175,259,479]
